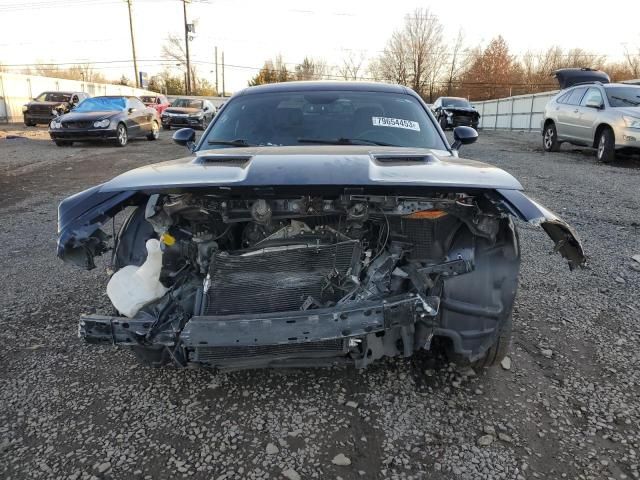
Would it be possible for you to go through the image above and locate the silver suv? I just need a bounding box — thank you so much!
[542,82,640,162]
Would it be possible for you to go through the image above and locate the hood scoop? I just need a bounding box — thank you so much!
[371,153,434,164]
[194,154,253,165]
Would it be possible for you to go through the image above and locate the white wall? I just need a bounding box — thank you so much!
[0,72,158,123]
[471,90,559,131]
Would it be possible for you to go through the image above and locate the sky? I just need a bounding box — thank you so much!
[0,0,638,93]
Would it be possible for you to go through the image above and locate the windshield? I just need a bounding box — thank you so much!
[442,98,470,108]
[606,87,640,107]
[74,97,127,112]
[201,90,446,150]
[140,96,157,104]
[172,99,203,109]
[36,92,72,103]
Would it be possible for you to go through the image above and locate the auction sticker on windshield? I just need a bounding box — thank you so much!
[372,117,420,131]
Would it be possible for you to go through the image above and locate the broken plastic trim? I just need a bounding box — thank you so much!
[495,189,586,269]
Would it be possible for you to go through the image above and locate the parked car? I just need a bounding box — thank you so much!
[48,96,160,147]
[161,98,215,130]
[23,91,89,126]
[432,96,480,130]
[57,81,584,370]
[140,94,170,115]
[542,69,640,162]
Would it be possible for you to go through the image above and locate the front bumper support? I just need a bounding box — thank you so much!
[79,293,439,348]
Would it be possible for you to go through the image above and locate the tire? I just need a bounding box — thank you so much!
[439,116,448,131]
[54,140,72,147]
[543,122,560,152]
[596,128,615,163]
[162,124,171,130]
[471,314,512,369]
[24,120,35,127]
[114,123,128,147]
[146,121,159,141]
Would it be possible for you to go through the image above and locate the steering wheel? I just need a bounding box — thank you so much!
[355,128,404,145]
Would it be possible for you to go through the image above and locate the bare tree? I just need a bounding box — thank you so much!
[372,8,447,100]
[623,44,640,78]
[295,57,328,81]
[161,34,196,92]
[337,51,366,81]
[445,29,465,95]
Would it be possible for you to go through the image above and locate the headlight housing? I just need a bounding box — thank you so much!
[93,119,111,128]
[50,120,62,129]
[22,105,29,113]
[623,115,640,129]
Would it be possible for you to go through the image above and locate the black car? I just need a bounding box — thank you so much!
[57,81,584,371]
[23,91,89,126]
[48,96,160,147]
[161,98,215,130]
[432,97,480,130]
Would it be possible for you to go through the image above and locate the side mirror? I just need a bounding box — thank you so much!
[203,106,209,111]
[172,128,196,151]
[451,126,478,150]
[585,99,603,109]
[127,107,134,114]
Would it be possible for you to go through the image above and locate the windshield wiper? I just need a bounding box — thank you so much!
[207,139,255,147]
[297,137,397,147]
[611,96,640,107]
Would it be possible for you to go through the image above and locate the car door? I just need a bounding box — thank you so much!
[574,87,604,143]
[129,97,150,136]
[556,87,587,141]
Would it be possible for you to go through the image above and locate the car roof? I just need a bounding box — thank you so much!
[239,81,407,96]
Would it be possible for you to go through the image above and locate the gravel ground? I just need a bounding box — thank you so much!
[0,125,639,480]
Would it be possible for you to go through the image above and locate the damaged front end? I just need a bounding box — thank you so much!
[59,186,585,369]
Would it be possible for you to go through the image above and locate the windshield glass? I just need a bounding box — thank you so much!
[140,96,157,104]
[201,90,446,150]
[74,97,127,112]
[442,98,470,108]
[36,92,72,103]
[606,86,640,107]
[172,99,203,109]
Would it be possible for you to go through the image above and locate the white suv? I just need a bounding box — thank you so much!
[542,82,640,162]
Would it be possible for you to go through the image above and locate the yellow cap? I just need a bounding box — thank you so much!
[160,232,176,246]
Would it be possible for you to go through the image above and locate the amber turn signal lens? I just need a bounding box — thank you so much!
[404,210,448,220]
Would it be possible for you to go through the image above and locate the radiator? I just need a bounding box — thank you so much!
[203,240,360,315]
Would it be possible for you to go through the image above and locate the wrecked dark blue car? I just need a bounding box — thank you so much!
[57,82,585,370]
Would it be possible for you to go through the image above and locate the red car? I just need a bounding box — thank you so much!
[140,94,170,115]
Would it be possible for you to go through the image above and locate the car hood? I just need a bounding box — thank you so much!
[615,106,640,116]
[164,107,201,114]
[98,145,523,192]
[28,101,66,108]
[57,111,120,122]
[443,107,479,114]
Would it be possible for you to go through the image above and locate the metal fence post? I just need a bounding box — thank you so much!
[509,97,515,130]
[494,99,500,130]
[529,94,535,131]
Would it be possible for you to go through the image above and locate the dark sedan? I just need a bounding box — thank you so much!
[23,91,89,126]
[48,96,160,147]
[432,97,480,130]
[161,98,215,130]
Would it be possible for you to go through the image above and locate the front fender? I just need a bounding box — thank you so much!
[496,189,586,270]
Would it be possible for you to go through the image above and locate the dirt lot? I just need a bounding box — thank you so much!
[1,124,639,480]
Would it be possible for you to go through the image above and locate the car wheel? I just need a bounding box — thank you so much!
[439,116,448,131]
[146,121,159,141]
[55,140,72,147]
[162,124,171,130]
[24,120,35,127]
[471,314,512,369]
[596,128,615,163]
[115,123,128,147]
[542,122,560,152]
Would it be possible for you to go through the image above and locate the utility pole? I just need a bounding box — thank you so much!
[182,0,191,95]
[214,46,219,95]
[125,0,139,87]
[221,50,225,97]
